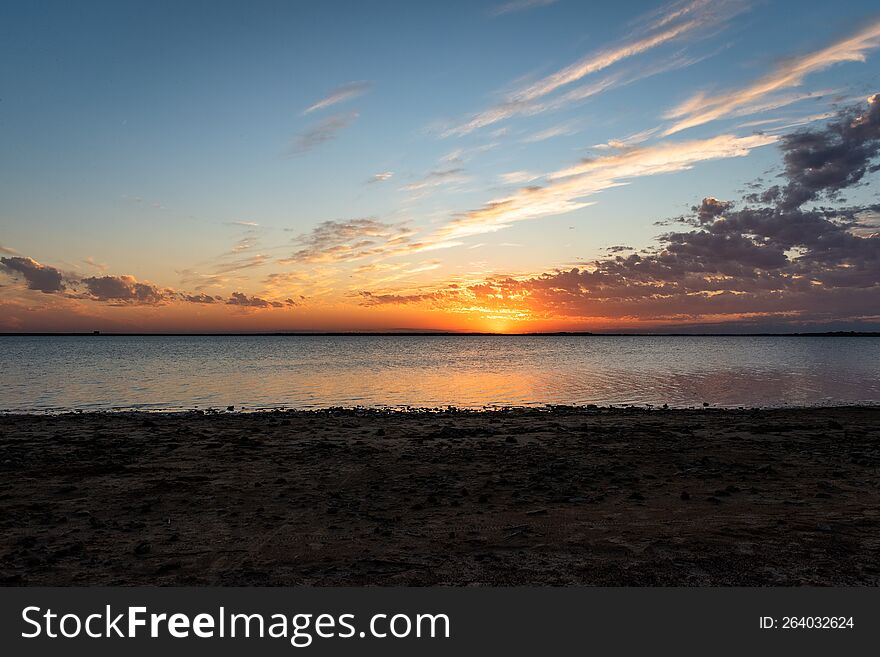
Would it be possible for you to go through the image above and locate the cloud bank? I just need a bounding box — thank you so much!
[364,96,880,327]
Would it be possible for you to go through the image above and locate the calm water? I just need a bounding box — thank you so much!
[1,335,879,412]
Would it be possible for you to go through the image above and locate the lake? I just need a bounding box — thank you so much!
[1,335,878,412]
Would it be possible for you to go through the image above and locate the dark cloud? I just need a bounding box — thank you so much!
[358,291,444,306]
[3,254,299,311]
[226,292,285,308]
[363,95,880,326]
[693,197,733,223]
[0,257,65,293]
[183,293,222,304]
[462,196,878,323]
[779,94,880,210]
[81,275,171,305]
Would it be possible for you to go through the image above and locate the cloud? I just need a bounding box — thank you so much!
[778,93,880,210]
[2,255,300,311]
[511,22,698,105]
[736,111,836,131]
[226,291,287,308]
[284,218,416,264]
[183,293,222,304]
[447,1,746,135]
[434,133,775,240]
[367,205,879,325]
[0,257,65,293]
[81,256,108,271]
[663,21,880,135]
[693,196,733,223]
[498,170,542,185]
[476,202,878,324]
[303,81,372,114]
[0,244,18,255]
[288,111,358,154]
[229,237,257,254]
[522,122,580,143]
[488,0,558,18]
[438,143,499,164]
[367,171,394,183]
[358,290,449,306]
[401,168,469,192]
[212,254,271,275]
[81,275,171,305]
[592,127,660,150]
[365,97,880,326]
[550,133,773,180]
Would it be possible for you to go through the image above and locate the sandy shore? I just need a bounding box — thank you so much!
[1,406,878,585]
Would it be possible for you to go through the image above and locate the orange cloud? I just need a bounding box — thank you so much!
[663,20,880,135]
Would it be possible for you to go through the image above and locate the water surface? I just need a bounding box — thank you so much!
[1,335,878,411]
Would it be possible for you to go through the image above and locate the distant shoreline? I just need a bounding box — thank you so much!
[2,331,879,337]
[3,403,880,417]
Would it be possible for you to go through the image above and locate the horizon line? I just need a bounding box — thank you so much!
[2,331,879,338]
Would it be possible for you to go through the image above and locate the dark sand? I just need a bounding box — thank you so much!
[1,407,878,586]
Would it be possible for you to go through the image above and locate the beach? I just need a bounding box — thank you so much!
[1,406,878,586]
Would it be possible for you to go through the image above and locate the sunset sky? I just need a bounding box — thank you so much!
[1,0,879,332]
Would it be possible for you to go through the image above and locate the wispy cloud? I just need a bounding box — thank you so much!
[488,0,558,18]
[434,133,776,240]
[364,98,880,327]
[81,256,108,271]
[303,81,372,114]
[663,21,880,135]
[367,171,394,183]
[212,254,271,275]
[288,111,359,155]
[440,142,499,164]
[511,21,698,104]
[632,0,715,33]
[592,127,660,150]
[498,170,542,185]
[522,121,580,142]
[446,0,746,136]
[283,218,416,264]
[401,168,470,193]
[736,111,835,131]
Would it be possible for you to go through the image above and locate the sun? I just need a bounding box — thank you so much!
[479,317,514,333]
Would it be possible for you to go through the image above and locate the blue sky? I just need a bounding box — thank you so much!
[1,0,879,331]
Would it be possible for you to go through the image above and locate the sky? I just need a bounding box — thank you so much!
[1,0,879,333]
